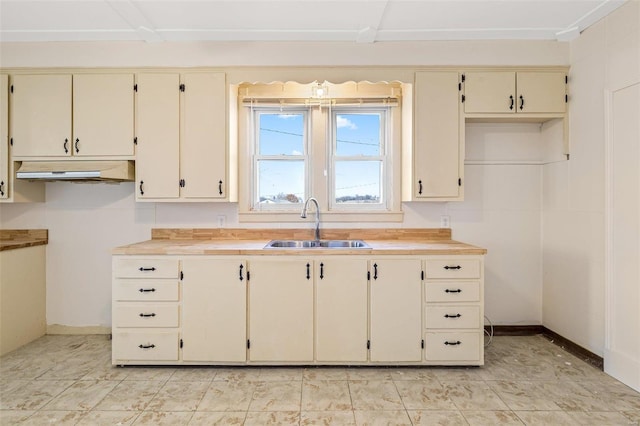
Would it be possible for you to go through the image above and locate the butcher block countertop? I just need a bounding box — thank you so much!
[0,229,48,252]
[113,228,487,256]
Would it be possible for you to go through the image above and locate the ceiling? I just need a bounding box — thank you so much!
[0,0,627,44]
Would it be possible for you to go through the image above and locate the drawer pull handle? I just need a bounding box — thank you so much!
[445,289,462,293]
[444,313,462,318]
[138,344,155,349]
[139,288,156,293]
[138,267,156,272]
[444,340,462,346]
[444,265,461,270]
[139,313,156,318]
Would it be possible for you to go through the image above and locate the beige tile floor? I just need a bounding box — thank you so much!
[1,335,639,425]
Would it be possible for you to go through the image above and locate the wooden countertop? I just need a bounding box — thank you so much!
[113,228,486,256]
[0,229,48,252]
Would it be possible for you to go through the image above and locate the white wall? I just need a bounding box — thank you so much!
[0,40,568,331]
[542,0,640,356]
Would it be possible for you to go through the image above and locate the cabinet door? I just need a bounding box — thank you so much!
[135,73,180,199]
[464,72,516,113]
[182,259,247,362]
[516,72,566,114]
[73,74,134,156]
[370,259,422,362]
[180,73,227,199]
[316,259,368,362]
[0,75,8,199]
[248,259,313,362]
[10,74,72,157]
[414,72,462,199]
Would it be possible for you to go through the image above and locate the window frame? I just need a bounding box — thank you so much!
[250,107,311,211]
[328,107,391,212]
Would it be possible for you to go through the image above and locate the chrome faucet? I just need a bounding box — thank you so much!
[301,197,321,242]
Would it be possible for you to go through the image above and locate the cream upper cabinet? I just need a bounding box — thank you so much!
[135,73,181,199]
[315,258,368,362]
[0,75,8,200]
[136,72,227,201]
[464,71,566,114]
[10,74,72,157]
[369,259,423,362]
[180,73,227,199]
[413,71,462,200]
[10,74,134,158]
[181,258,247,362]
[248,259,314,362]
[72,74,134,156]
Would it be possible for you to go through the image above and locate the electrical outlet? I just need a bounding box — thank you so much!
[217,215,226,228]
[440,215,450,228]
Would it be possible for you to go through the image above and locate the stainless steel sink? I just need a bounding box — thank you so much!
[264,239,371,249]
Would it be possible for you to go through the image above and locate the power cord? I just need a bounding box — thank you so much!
[484,315,494,347]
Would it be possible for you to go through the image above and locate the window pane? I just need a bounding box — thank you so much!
[257,160,305,204]
[259,113,304,155]
[335,113,381,156]
[334,161,381,204]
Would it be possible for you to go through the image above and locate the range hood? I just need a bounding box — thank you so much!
[16,161,135,182]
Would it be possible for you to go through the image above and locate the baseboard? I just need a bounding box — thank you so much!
[541,327,604,370]
[484,324,603,370]
[47,324,111,335]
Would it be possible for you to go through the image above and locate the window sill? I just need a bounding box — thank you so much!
[239,210,404,223]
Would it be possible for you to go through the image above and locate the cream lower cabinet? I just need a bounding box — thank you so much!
[112,253,484,366]
[369,258,423,362]
[248,259,314,362]
[424,256,484,365]
[181,258,246,362]
[315,258,368,362]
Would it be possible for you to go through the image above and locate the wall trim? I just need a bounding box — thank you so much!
[486,325,604,370]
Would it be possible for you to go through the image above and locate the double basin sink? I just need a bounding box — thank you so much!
[264,239,370,249]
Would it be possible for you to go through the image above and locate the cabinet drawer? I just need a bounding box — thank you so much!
[426,281,480,302]
[426,306,481,329]
[113,258,179,278]
[425,332,482,361]
[425,259,480,279]
[112,331,179,361]
[113,280,179,301]
[114,304,179,328]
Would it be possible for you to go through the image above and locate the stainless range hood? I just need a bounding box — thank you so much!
[16,161,135,182]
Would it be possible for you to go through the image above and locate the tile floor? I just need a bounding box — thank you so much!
[1,335,639,425]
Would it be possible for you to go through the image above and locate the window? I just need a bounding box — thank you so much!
[253,109,309,209]
[331,109,388,209]
[238,81,402,222]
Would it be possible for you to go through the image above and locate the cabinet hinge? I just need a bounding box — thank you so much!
[247,271,250,281]
[179,84,185,92]
[421,270,424,280]
[565,75,568,84]
[461,74,465,83]
[367,271,371,281]
[10,138,13,146]
[247,339,250,349]
[458,178,462,186]
[180,271,184,280]
[133,137,137,145]
[458,82,462,91]
[565,94,568,103]
[10,85,13,93]
[421,339,425,349]
[180,339,183,348]
[179,179,185,188]
[461,94,466,103]
[134,84,138,92]
[367,340,370,350]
